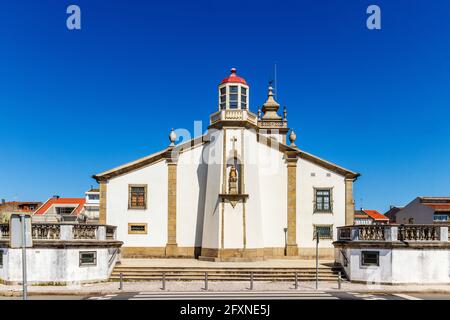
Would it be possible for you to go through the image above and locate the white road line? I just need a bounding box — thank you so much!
[129,296,339,300]
[393,294,423,300]
[137,291,329,295]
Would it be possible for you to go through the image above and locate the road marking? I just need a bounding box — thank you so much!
[129,291,338,300]
[88,294,117,300]
[393,294,423,300]
[348,293,386,300]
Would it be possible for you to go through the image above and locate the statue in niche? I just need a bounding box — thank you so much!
[228,165,238,194]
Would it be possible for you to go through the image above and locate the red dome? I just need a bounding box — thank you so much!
[220,68,248,85]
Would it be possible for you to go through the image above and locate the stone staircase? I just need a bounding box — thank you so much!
[110,265,345,282]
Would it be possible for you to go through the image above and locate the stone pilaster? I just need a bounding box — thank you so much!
[165,159,178,256]
[99,181,107,224]
[345,178,355,226]
[286,151,298,256]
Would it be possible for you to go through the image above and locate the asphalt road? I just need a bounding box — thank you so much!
[0,291,448,300]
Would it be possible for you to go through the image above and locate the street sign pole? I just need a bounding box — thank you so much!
[315,229,319,290]
[21,214,27,300]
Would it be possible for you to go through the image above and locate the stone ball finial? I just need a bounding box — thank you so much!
[257,107,261,119]
[169,128,177,146]
[289,129,297,147]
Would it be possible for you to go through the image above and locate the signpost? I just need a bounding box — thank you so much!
[315,229,319,290]
[10,214,32,300]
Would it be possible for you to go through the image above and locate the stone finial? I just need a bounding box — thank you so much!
[261,85,282,120]
[257,107,261,120]
[289,129,297,147]
[283,106,287,120]
[169,128,177,146]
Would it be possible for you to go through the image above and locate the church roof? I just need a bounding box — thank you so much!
[93,134,359,182]
[220,68,248,85]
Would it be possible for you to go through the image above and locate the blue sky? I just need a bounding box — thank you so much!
[1,0,449,212]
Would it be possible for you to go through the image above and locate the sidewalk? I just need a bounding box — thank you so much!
[2,280,450,297]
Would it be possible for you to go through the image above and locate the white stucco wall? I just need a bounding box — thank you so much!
[106,160,168,247]
[0,247,117,284]
[338,247,450,284]
[248,130,286,248]
[297,158,346,249]
[201,129,223,249]
[177,144,207,247]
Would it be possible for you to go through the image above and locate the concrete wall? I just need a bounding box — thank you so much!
[0,246,118,284]
[337,246,450,284]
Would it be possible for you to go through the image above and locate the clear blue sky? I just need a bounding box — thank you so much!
[1,0,449,212]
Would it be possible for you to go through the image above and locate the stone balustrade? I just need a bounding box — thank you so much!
[337,224,449,242]
[209,109,258,125]
[0,223,116,241]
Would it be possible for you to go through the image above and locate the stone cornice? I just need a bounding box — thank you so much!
[333,240,450,249]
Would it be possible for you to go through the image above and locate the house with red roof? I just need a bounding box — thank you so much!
[395,197,450,224]
[33,196,86,222]
[354,209,389,225]
[0,200,42,223]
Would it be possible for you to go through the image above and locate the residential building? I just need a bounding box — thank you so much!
[395,197,450,224]
[33,196,86,222]
[354,209,389,225]
[0,200,42,223]
[84,188,100,221]
[384,205,403,224]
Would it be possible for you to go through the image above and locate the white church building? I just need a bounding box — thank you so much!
[93,69,360,261]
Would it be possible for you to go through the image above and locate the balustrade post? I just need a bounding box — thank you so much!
[351,227,359,241]
[60,225,72,240]
[384,226,397,241]
[97,226,106,240]
[439,227,448,242]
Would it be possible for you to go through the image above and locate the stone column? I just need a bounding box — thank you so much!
[286,151,298,256]
[99,181,107,224]
[165,158,178,256]
[345,178,355,226]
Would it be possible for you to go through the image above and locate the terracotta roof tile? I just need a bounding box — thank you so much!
[34,198,85,215]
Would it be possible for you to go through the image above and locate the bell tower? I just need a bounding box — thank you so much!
[218,68,249,110]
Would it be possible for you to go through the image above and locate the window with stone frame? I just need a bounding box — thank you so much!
[128,185,147,209]
[361,251,379,266]
[314,188,333,213]
[313,225,333,240]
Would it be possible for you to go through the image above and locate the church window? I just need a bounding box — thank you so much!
[314,188,332,212]
[313,225,333,240]
[128,185,147,209]
[128,223,148,234]
[220,87,227,109]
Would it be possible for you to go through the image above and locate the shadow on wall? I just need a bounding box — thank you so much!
[194,150,208,258]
